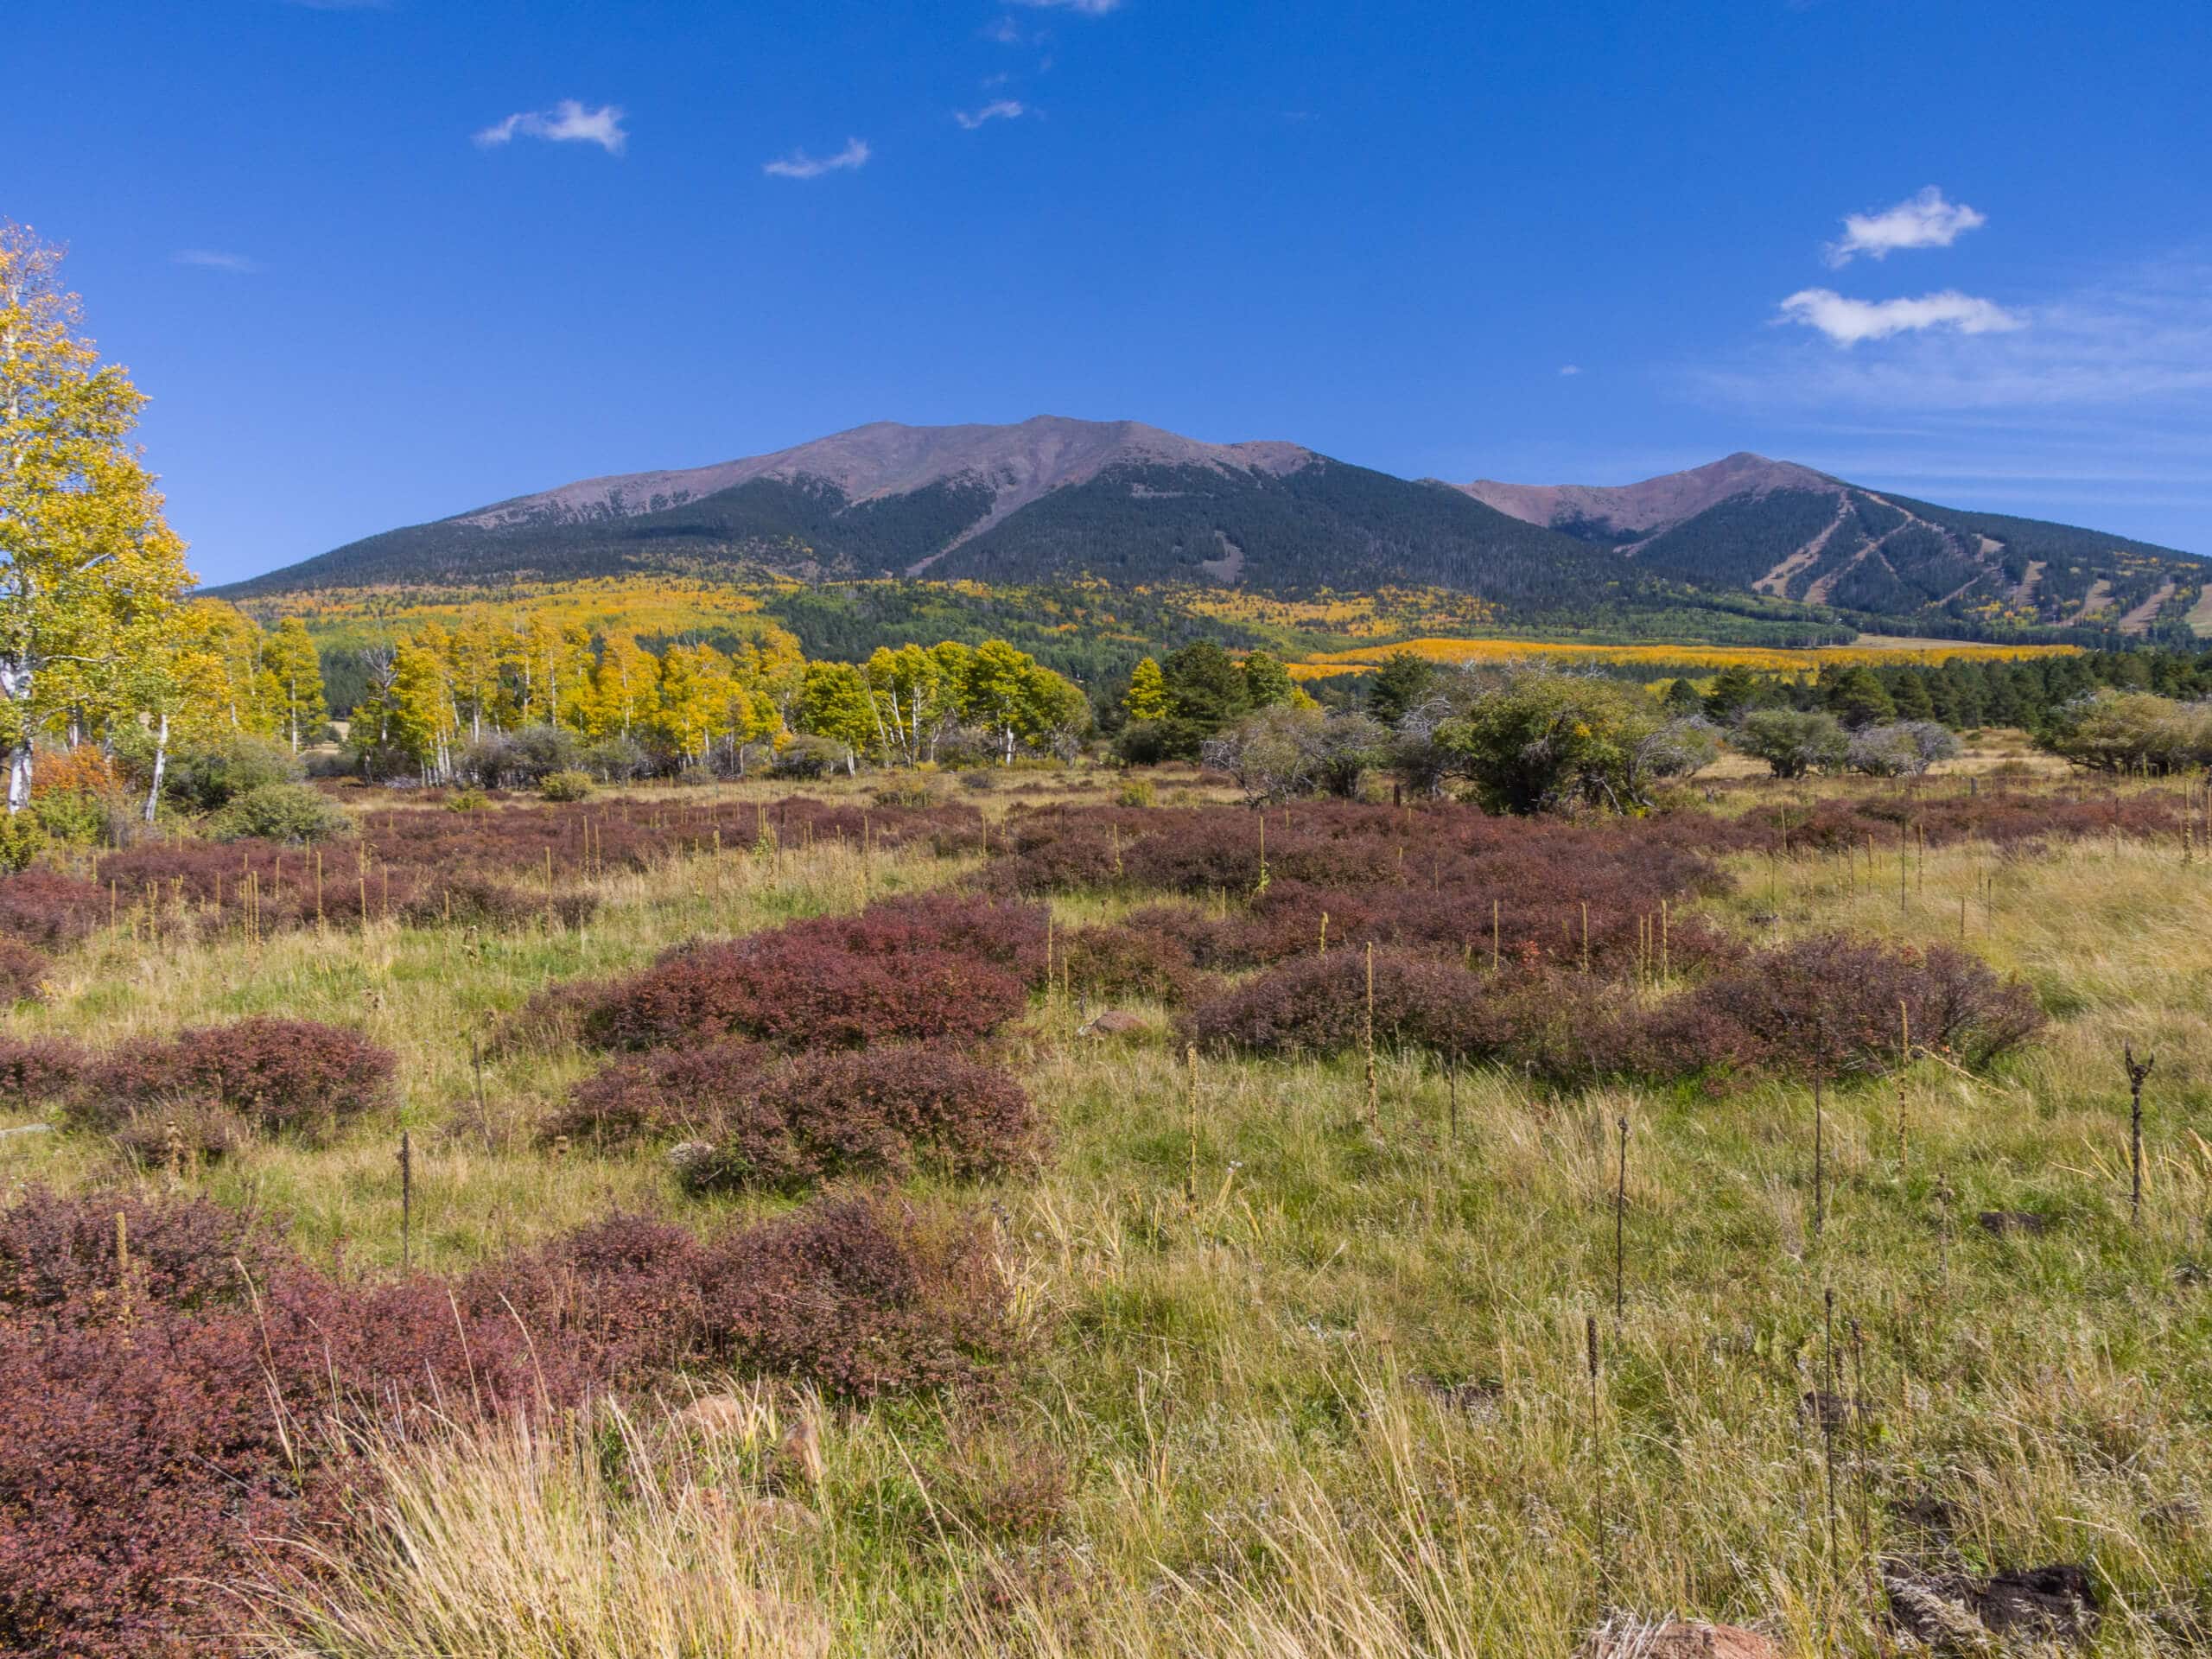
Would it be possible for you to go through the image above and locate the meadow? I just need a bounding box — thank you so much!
[2,757,2208,1658]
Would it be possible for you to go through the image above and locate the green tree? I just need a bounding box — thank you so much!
[0,224,194,809]
[1240,649,1299,710]
[1821,665,1896,729]
[1659,677,1703,715]
[1159,639,1249,759]
[1733,709,1849,779]
[1365,651,1441,726]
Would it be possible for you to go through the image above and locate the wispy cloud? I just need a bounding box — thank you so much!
[955,99,1028,130]
[1009,0,1122,11]
[1824,186,1986,267]
[983,16,1027,43]
[762,137,871,179]
[1778,288,2021,346]
[1558,364,1582,376]
[281,0,388,9]
[173,250,262,274]
[474,100,627,155]
[1692,258,2212,546]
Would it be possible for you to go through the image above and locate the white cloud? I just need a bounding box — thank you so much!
[1558,364,1582,376]
[1689,258,2212,548]
[1824,186,1986,266]
[983,16,1027,43]
[1777,288,2022,346]
[173,249,262,274]
[955,99,1028,130]
[1010,0,1122,11]
[475,100,627,155]
[762,137,871,179]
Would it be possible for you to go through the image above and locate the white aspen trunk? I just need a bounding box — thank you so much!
[143,712,168,823]
[0,657,33,812]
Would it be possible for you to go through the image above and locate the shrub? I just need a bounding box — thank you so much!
[0,1185,283,1320]
[873,774,944,810]
[1734,709,1850,779]
[0,812,46,874]
[543,1040,768,1147]
[0,1034,86,1106]
[773,733,855,779]
[446,785,492,813]
[76,1017,395,1139]
[539,768,595,803]
[1189,946,1527,1059]
[0,939,49,1004]
[677,1046,1038,1192]
[693,1192,1017,1399]
[164,732,302,811]
[583,938,1027,1052]
[207,781,351,843]
[1649,934,2043,1079]
[1847,721,1961,778]
[29,751,128,847]
[1061,924,1211,1006]
[0,868,106,947]
[1115,775,1156,808]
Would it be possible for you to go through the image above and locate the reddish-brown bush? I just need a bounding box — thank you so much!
[543,1040,768,1146]
[0,1033,86,1106]
[693,1192,1017,1399]
[1185,946,1565,1061]
[1666,934,2044,1077]
[0,938,50,1004]
[783,891,1048,977]
[0,1186,283,1320]
[582,938,1027,1052]
[1059,923,1212,1006]
[678,1046,1038,1192]
[0,1179,1014,1656]
[0,868,107,948]
[74,1017,395,1139]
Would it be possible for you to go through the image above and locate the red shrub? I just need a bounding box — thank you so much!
[1185,946,1559,1060]
[678,1046,1038,1192]
[0,1180,1012,1656]
[0,1185,283,1320]
[582,937,1027,1052]
[0,938,50,1004]
[1060,923,1213,1006]
[1671,934,2043,1077]
[785,892,1048,978]
[693,1192,1017,1399]
[75,1017,395,1139]
[0,1033,86,1106]
[0,868,107,948]
[543,1040,767,1147]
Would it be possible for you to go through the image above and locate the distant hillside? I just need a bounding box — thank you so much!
[219,420,2204,641]
[1456,453,2203,638]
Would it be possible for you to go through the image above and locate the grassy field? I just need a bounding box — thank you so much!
[5,763,2209,1657]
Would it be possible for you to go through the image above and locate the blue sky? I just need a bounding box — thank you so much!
[9,0,2208,582]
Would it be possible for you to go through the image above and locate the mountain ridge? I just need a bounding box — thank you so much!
[217,417,2203,639]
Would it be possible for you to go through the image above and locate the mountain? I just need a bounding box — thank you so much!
[221,416,1633,613]
[1454,453,2202,635]
[220,421,2203,639]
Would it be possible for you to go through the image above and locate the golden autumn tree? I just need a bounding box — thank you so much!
[260,615,326,752]
[0,224,193,809]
